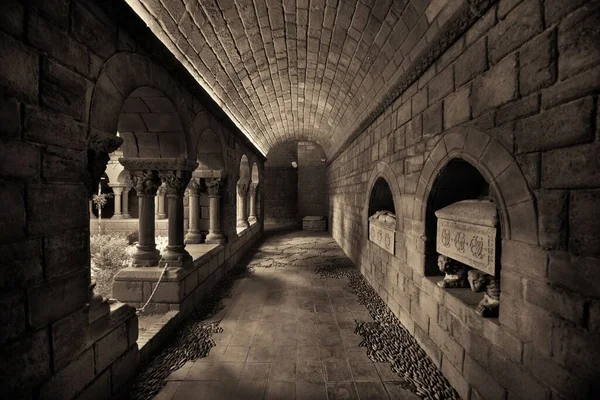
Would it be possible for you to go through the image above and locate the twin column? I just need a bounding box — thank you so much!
[130,169,193,267]
[237,180,259,228]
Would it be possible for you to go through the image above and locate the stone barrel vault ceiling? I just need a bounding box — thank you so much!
[126,0,467,158]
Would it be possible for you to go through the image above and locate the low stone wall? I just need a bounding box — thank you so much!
[90,218,169,237]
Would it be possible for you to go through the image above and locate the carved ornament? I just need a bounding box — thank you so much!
[249,182,259,196]
[159,170,193,197]
[187,178,201,195]
[237,180,250,197]
[130,170,161,196]
[206,178,224,197]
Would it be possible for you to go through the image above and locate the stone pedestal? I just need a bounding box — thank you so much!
[248,182,258,224]
[205,178,225,244]
[236,180,250,229]
[131,170,161,267]
[159,170,193,267]
[185,179,204,244]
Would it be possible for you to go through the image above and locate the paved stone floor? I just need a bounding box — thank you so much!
[154,229,420,400]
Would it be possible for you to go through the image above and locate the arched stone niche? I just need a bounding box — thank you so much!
[364,161,403,255]
[414,127,538,317]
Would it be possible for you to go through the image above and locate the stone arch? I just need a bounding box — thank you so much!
[251,162,259,183]
[364,161,403,234]
[414,126,538,245]
[239,154,250,181]
[88,52,194,160]
[192,110,227,171]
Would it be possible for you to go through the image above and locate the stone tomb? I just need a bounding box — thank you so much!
[435,200,501,317]
[368,210,396,255]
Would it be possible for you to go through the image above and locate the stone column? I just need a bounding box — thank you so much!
[159,170,193,267]
[112,186,123,219]
[185,178,203,244]
[157,185,167,219]
[131,170,161,267]
[205,179,225,244]
[236,180,250,229]
[122,187,131,219]
[248,182,259,224]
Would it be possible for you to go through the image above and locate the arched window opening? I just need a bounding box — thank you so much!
[236,155,251,233]
[425,158,501,318]
[368,177,396,217]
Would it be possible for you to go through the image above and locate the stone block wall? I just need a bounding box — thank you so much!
[327,1,600,399]
[264,167,299,225]
[0,0,264,398]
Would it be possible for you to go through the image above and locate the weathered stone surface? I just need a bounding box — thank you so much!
[495,95,539,126]
[0,181,26,242]
[40,348,94,400]
[541,143,600,189]
[541,64,600,109]
[76,369,110,400]
[25,106,87,150]
[42,146,88,183]
[428,66,453,102]
[455,37,487,87]
[0,290,27,344]
[0,97,21,139]
[557,1,600,80]
[45,228,89,280]
[111,345,139,392]
[502,239,547,279]
[0,329,50,392]
[52,307,90,370]
[519,30,556,96]
[0,140,41,180]
[0,0,24,37]
[462,354,505,400]
[569,190,600,256]
[536,189,567,250]
[30,0,71,29]
[471,54,517,117]
[524,278,586,325]
[28,271,89,328]
[71,2,117,58]
[41,58,89,122]
[412,87,428,116]
[515,152,540,190]
[28,13,89,76]
[405,115,422,146]
[94,324,129,372]
[515,97,594,153]
[0,31,39,103]
[443,85,470,129]
[488,0,543,64]
[548,251,600,297]
[421,102,442,138]
[26,184,88,236]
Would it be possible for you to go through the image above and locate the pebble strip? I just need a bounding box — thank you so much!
[316,257,460,400]
[129,266,254,400]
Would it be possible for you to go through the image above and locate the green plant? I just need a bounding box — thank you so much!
[90,234,130,298]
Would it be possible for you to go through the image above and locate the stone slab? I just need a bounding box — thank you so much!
[436,219,497,276]
[369,221,395,255]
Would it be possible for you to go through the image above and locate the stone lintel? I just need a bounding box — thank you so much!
[119,157,199,172]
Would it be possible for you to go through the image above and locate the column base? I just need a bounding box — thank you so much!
[160,246,193,268]
[158,213,167,219]
[205,232,226,245]
[237,220,250,229]
[132,245,161,267]
[122,214,131,219]
[184,231,205,244]
[112,214,124,220]
[248,216,257,224]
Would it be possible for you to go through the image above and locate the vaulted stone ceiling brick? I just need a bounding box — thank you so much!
[126,0,459,157]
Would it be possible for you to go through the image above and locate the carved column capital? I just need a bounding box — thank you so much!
[237,180,250,197]
[187,178,200,196]
[249,182,259,195]
[206,178,224,197]
[130,170,161,196]
[159,170,193,197]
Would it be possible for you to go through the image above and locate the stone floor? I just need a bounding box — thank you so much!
[153,229,420,400]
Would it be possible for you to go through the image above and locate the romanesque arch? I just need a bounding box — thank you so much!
[364,161,404,234]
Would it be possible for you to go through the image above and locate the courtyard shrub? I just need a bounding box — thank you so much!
[126,230,139,245]
[90,234,130,298]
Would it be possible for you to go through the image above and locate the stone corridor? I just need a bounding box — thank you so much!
[149,229,441,400]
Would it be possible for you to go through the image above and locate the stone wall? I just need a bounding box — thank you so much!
[0,0,264,398]
[327,1,600,399]
[264,141,328,224]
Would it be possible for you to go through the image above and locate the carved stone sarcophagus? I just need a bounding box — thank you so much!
[435,200,500,318]
[435,200,497,276]
[369,210,396,255]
